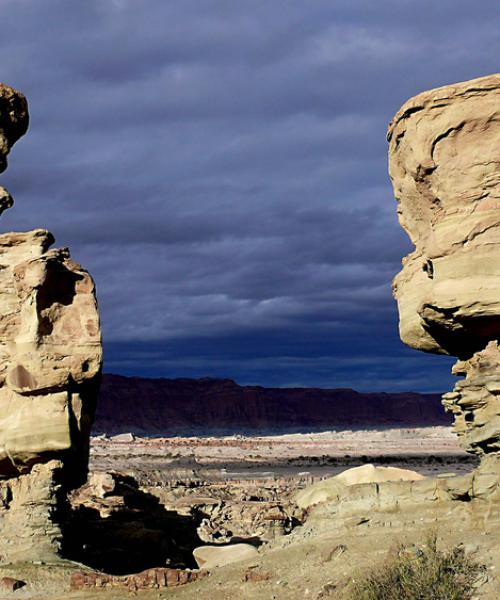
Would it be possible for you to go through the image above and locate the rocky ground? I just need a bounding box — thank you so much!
[89,426,475,482]
[1,426,497,600]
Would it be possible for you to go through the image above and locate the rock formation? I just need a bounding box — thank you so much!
[388,75,500,454]
[0,83,102,562]
[294,464,425,509]
[388,73,500,456]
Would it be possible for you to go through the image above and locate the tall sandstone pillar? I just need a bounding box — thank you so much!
[0,83,102,562]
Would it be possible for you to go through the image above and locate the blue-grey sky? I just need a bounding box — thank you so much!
[0,1,498,392]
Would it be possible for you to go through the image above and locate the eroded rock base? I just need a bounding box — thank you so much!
[0,461,65,564]
[443,341,500,454]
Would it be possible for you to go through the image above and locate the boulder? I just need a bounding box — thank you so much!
[295,464,424,509]
[193,543,259,569]
[0,460,65,563]
[111,432,135,443]
[0,577,26,592]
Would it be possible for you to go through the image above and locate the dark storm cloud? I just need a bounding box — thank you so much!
[0,0,497,390]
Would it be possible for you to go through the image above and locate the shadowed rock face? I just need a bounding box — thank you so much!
[388,74,500,455]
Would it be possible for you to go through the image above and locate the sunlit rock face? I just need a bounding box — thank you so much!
[388,74,500,455]
[0,230,102,486]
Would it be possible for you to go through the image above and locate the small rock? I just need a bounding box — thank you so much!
[88,472,117,498]
[0,577,26,591]
[345,516,370,527]
[243,567,272,583]
[322,544,347,562]
[111,432,135,443]
[193,543,259,569]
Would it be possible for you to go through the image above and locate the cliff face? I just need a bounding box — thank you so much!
[388,73,500,455]
[94,374,449,435]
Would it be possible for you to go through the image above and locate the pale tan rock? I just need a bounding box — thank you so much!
[111,432,135,443]
[335,464,425,485]
[295,464,424,509]
[87,471,117,498]
[388,74,500,455]
[0,460,65,563]
[193,543,259,569]
[0,230,102,485]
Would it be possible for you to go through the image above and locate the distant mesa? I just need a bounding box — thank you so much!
[295,463,426,509]
[94,374,450,435]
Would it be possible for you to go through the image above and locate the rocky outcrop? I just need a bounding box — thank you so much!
[0,82,102,563]
[388,73,500,455]
[294,464,425,509]
[0,230,102,486]
[96,374,449,435]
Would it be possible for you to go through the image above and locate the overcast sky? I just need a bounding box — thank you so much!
[0,1,498,391]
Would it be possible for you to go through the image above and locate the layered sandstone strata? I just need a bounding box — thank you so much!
[0,230,101,485]
[0,461,65,563]
[388,74,500,454]
[0,82,102,562]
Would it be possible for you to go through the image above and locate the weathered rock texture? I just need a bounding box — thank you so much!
[388,73,500,454]
[0,82,102,563]
[0,460,65,563]
[0,230,101,485]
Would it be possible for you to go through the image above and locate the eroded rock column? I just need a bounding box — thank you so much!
[388,73,500,457]
[0,83,102,562]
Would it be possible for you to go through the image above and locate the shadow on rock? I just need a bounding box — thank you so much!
[63,473,203,575]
